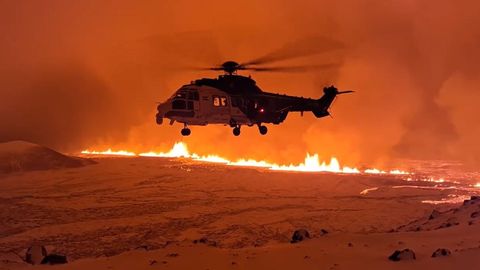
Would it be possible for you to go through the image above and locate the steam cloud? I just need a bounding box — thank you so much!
[1,0,479,167]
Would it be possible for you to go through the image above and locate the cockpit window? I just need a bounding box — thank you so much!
[172,99,186,110]
[188,91,199,101]
[175,92,187,99]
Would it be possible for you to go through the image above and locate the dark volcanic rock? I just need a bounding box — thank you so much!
[429,210,441,220]
[388,249,416,261]
[193,237,217,247]
[291,229,310,243]
[41,254,68,265]
[463,196,480,206]
[432,248,451,258]
[319,229,329,236]
[25,245,47,265]
[166,253,179,258]
[398,195,480,232]
[437,217,460,229]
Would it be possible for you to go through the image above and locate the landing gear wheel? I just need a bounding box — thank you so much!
[233,126,241,136]
[258,125,268,135]
[181,128,191,136]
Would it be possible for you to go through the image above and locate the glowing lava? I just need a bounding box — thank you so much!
[139,142,193,158]
[81,142,411,175]
[80,149,136,156]
[271,154,360,173]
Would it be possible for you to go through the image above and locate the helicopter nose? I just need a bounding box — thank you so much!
[157,102,171,114]
[157,103,164,113]
[156,103,167,125]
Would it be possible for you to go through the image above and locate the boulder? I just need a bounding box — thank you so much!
[388,249,416,261]
[291,229,310,243]
[41,254,68,265]
[463,196,480,206]
[432,248,451,258]
[25,245,47,265]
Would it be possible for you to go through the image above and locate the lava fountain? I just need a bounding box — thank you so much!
[81,142,410,175]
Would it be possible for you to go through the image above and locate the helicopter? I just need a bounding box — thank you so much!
[155,55,353,136]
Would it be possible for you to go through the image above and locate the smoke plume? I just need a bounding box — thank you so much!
[1,0,479,167]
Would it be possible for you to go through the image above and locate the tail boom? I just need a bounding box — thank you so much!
[313,86,353,118]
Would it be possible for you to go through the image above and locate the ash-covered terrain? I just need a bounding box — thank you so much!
[0,143,479,269]
[0,141,94,174]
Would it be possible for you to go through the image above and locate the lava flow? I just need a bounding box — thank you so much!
[81,142,410,175]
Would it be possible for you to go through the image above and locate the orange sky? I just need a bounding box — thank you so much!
[1,0,480,168]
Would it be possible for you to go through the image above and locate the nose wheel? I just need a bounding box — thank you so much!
[181,123,191,136]
[232,125,241,136]
[181,128,191,136]
[258,125,268,135]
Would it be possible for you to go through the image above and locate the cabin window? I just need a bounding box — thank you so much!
[187,101,193,110]
[220,97,227,107]
[172,99,186,110]
[213,96,228,107]
[213,96,221,107]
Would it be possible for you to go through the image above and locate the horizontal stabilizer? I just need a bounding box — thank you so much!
[337,90,354,94]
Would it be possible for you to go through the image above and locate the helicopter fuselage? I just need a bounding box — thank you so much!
[156,75,348,136]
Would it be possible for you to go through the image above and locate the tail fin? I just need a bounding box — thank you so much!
[313,86,353,118]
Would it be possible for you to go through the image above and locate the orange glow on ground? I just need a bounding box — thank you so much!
[81,149,136,156]
[81,142,412,175]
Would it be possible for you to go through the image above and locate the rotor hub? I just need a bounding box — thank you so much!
[221,61,241,75]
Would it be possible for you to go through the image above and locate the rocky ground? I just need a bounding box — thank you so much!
[0,150,479,269]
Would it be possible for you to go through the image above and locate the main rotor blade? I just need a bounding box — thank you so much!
[241,36,344,66]
[245,63,339,72]
[133,30,224,67]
